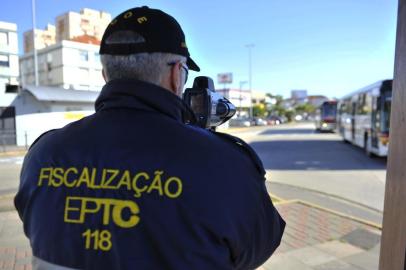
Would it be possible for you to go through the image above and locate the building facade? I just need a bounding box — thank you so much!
[20,40,104,91]
[251,91,267,105]
[307,95,328,108]
[20,8,111,90]
[55,8,111,43]
[23,8,111,54]
[23,24,56,53]
[216,88,253,109]
[0,21,19,145]
[0,21,19,106]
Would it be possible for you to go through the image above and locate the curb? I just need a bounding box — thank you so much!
[268,180,383,214]
[0,151,27,157]
[0,193,16,213]
[272,195,383,230]
[268,192,285,202]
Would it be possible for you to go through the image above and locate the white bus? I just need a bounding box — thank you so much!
[315,100,338,132]
[337,80,392,157]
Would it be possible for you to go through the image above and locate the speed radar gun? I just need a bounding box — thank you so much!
[183,76,236,129]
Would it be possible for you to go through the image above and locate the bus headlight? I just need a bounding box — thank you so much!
[379,134,389,146]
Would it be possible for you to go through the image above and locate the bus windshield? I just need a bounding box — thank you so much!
[322,103,337,118]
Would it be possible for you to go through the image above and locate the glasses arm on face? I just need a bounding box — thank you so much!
[167,61,189,84]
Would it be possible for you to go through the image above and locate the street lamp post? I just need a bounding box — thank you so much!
[239,81,248,117]
[31,0,39,86]
[245,44,255,119]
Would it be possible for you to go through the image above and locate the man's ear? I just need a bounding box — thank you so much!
[170,62,182,95]
[102,69,107,82]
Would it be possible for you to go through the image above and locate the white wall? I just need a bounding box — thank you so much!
[49,102,94,112]
[0,24,19,85]
[15,110,94,146]
[8,32,18,54]
[62,45,103,90]
[20,41,103,90]
[0,93,17,107]
[216,89,252,108]
[9,54,19,79]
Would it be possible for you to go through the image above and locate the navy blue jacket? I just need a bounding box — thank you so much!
[15,79,285,270]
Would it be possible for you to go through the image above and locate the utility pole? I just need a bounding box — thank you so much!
[246,44,255,119]
[239,81,248,117]
[379,0,406,269]
[31,0,39,86]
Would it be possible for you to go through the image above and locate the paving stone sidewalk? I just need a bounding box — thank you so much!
[259,201,382,270]
[0,211,31,270]
[0,199,381,270]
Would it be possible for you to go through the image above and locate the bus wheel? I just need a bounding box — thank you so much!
[364,135,373,157]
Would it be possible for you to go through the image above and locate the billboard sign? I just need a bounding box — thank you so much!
[217,73,233,84]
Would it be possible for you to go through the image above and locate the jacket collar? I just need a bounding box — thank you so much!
[95,79,196,124]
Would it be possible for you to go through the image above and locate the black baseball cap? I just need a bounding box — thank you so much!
[100,6,200,72]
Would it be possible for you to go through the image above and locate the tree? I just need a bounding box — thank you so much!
[253,103,267,117]
[294,103,316,115]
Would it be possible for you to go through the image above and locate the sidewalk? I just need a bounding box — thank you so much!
[0,196,381,270]
[0,146,27,158]
[0,210,31,270]
[260,197,381,270]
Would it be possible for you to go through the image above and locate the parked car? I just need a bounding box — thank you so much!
[294,114,303,121]
[229,118,251,127]
[254,117,268,126]
[267,115,283,125]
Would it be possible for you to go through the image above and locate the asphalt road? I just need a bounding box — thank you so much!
[235,122,386,219]
[0,156,23,196]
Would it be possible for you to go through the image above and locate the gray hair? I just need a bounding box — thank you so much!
[100,31,186,85]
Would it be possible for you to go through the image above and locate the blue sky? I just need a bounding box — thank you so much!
[0,0,398,98]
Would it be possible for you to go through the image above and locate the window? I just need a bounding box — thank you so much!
[0,54,9,67]
[79,50,89,62]
[94,52,100,63]
[0,32,8,46]
[46,53,53,71]
[47,53,53,63]
[357,94,368,115]
[364,94,372,114]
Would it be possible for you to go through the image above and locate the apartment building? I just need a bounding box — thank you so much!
[20,8,111,90]
[23,24,56,53]
[55,8,111,43]
[20,40,104,91]
[0,21,19,106]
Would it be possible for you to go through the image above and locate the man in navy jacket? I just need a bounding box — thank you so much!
[15,6,285,270]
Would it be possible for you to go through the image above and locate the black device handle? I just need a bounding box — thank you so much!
[193,76,215,92]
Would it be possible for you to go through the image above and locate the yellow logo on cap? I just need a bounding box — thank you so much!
[137,16,148,24]
[124,11,133,19]
[181,42,187,48]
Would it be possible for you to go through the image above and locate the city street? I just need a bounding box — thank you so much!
[0,122,387,269]
[234,123,386,217]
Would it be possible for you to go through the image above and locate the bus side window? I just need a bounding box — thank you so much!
[345,100,351,114]
[365,94,372,114]
[358,94,368,115]
[375,97,381,129]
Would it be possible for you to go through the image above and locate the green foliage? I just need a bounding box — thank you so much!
[253,104,267,117]
[294,103,316,114]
